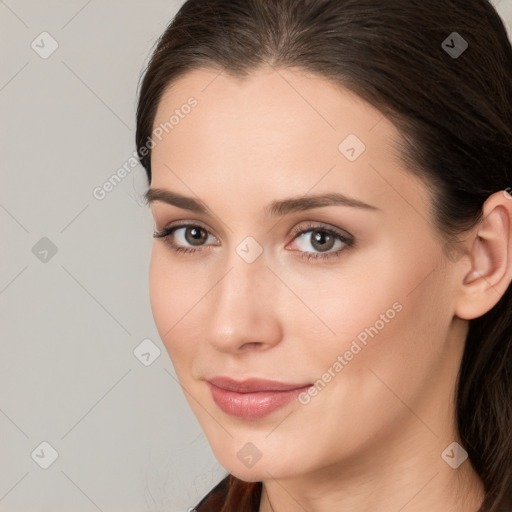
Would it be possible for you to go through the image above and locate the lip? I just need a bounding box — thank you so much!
[207,377,312,419]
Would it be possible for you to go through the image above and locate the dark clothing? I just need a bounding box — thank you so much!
[193,475,262,511]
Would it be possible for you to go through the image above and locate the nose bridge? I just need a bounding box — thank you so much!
[206,242,282,351]
[217,229,267,294]
[215,245,270,316]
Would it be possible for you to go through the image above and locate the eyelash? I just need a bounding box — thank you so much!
[152,221,354,262]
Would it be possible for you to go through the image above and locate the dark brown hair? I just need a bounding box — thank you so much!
[135,1,512,510]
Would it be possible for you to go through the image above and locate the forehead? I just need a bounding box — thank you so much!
[149,66,430,222]
[152,65,391,150]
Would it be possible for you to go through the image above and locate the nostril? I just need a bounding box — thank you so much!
[240,341,265,351]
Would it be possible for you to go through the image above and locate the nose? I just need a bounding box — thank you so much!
[206,252,283,354]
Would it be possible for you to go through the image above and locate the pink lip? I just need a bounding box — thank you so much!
[207,377,312,419]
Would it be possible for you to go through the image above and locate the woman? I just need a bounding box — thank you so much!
[135,0,512,510]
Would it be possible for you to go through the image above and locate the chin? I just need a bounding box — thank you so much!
[207,437,308,483]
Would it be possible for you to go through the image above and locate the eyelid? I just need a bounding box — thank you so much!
[286,221,353,244]
[154,219,220,242]
[154,220,352,244]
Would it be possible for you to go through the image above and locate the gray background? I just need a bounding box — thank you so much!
[1,1,511,511]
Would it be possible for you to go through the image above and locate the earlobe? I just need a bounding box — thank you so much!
[454,190,512,320]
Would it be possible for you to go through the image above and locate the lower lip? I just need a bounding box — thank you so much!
[208,383,311,420]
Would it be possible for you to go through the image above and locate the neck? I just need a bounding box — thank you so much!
[259,421,485,512]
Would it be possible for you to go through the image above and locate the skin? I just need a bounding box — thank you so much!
[146,66,512,512]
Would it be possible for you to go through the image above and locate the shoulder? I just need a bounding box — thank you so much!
[192,474,262,511]
[193,474,230,511]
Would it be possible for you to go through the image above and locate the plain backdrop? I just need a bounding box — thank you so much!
[1,1,511,511]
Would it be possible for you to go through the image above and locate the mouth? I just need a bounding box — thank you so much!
[206,377,313,420]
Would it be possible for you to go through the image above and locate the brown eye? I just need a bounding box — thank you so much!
[287,223,354,262]
[153,223,218,254]
[310,229,336,252]
[184,226,208,246]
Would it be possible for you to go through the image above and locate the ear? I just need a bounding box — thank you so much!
[454,189,512,320]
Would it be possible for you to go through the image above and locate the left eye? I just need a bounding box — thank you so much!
[289,227,348,254]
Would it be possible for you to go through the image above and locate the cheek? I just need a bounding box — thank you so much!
[275,262,448,460]
[288,243,446,383]
[278,252,404,358]
[148,247,203,362]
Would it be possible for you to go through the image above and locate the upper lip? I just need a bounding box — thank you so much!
[207,377,312,393]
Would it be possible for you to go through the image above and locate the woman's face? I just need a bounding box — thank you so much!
[147,66,464,481]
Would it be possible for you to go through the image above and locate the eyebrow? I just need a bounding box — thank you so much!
[143,188,381,216]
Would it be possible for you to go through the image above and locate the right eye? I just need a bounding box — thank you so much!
[153,223,219,254]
